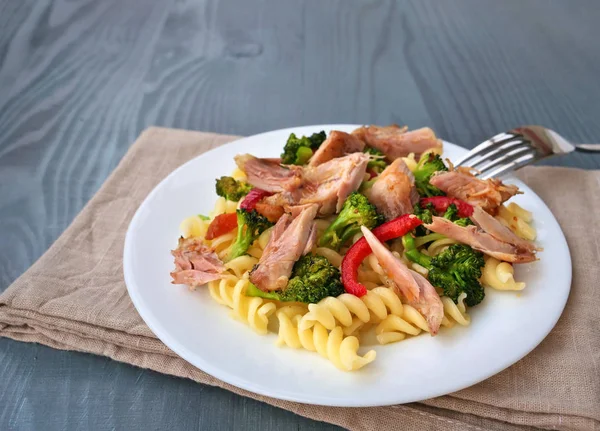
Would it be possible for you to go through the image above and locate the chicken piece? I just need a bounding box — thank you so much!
[308,131,365,166]
[367,159,419,220]
[469,207,539,254]
[262,152,370,216]
[301,152,370,214]
[250,204,319,291]
[170,237,225,288]
[424,216,537,263]
[254,201,285,223]
[302,223,318,255]
[360,226,444,335]
[352,125,442,160]
[429,171,520,212]
[235,154,302,193]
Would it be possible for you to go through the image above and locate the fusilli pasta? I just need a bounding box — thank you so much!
[481,256,526,291]
[276,307,376,371]
[208,278,277,335]
[298,287,404,331]
[496,203,536,241]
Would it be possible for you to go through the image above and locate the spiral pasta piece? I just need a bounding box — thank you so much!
[441,294,470,326]
[179,215,210,239]
[208,278,276,335]
[374,303,429,344]
[496,203,536,241]
[276,309,376,371]
[481,257,526,291]
[210,197,238,218]
[299,287,404,331]
[314,247,343,268]
[224,255,259,278]
[211,231,236,257]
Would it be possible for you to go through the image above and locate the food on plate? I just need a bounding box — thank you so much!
[170,125,539,371]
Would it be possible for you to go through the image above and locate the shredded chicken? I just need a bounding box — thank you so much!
[425,215,537,263]
[429,170,520,212]
[367,158,419,220]
[234,154,302,193]
[352,125,442,159]
[259,152,370,216]
[469,207,539,254]
[250,204,319,291]
[309,131,365,166]
[170,237,225,288]
[361,226,444,335]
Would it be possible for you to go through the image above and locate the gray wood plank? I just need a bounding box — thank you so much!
[1,0,599,430]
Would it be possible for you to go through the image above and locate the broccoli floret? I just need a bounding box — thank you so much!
[443,204,458,220]
[429,245,485,306]
[319,192,384,250]
[413,203,433,236]
[402,235,485,307]
[364,147,388,173]
[215,176,252,201]
[454,218,473,227]
[246,254,344,304]
[443,204,473,227]
[227,209,272,261]
[281,131,327,165]
[413,153,448,197]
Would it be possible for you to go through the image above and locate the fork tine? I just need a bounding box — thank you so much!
[474,145,534,174]
[478,153,537,179]
[454,132,517,167]
[468,139,527,169]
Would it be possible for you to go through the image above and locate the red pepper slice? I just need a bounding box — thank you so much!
[341,214,423,297]
[206,213,238,240]
[420,197,474,217]
[240,188,273,211]
[366,167,378,180]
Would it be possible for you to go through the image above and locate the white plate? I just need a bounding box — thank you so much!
[123,124,571,407]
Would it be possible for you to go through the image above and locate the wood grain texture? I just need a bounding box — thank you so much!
[1,0,599,430]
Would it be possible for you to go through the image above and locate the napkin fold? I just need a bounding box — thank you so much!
[1,127,598,431]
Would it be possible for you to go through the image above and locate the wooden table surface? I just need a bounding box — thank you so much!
[1,1,599,429]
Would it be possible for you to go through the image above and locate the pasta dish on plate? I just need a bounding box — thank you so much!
[169,125,540,372]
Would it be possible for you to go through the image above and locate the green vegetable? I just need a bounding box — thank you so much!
[359,178,377,192]
[364,147,388,173]
[215,176,253,201]
[443,204,473,227]
[412,203,433,236]
[319,192,384,250]
[428,244,485,306]
[246,254,344,303]
[197,214,210,221]
[227,209,272,261]
[281,131,327,165]
[413,153,448,197]
[402,235,485,307]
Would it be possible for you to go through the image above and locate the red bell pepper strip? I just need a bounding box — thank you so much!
[240,188,273,211]
[341,214,423,297]
[419,197,474,217]
[366,167,378,180]
[206,213,238,240]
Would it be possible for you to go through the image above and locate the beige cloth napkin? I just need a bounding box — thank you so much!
[1,127,598,431]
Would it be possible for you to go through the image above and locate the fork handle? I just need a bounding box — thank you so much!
[575,144,600,152]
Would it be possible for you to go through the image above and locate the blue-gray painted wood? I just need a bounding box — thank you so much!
[1,1,599,429]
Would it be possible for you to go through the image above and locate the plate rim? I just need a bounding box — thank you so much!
[123,124,572,407]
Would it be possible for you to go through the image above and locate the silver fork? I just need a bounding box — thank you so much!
[453,125,600,179]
